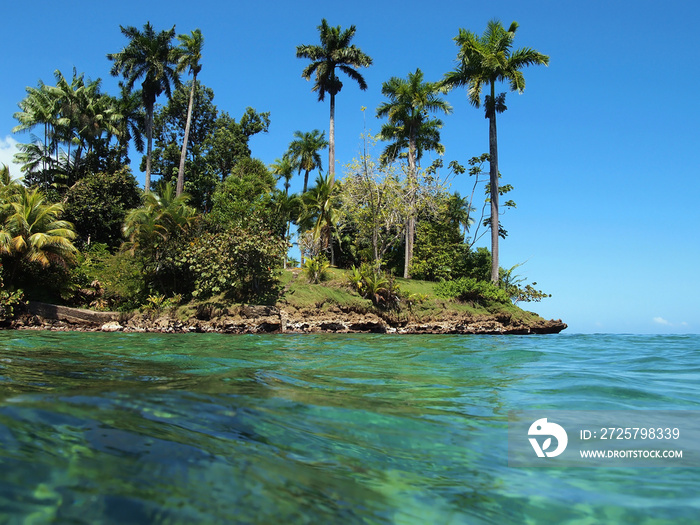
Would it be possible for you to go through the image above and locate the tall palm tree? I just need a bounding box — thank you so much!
[175,29,203,197]
[298,174,340,265]
[0,186,77,284]
[49,69,121,183]
[296,19,372,184]
[287,129,327,193]
[270,156,298,268]
[108,22,181,193]
[443,20,548,282]
[12,81,59,174]
[376,68,452,278]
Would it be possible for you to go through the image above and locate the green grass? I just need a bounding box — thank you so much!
[274,268,546,323]
[160,267,548,325]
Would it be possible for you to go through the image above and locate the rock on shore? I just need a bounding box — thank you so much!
[10,301,567,335]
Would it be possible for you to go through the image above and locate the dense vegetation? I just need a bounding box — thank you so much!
[1,19,551,321]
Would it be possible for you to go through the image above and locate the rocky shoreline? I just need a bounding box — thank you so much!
[6,301,567,335]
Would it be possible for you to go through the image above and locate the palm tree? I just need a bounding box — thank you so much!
[113,84,146,163]
[270,156,299,268]
[108,22,181,193]
[12,81,59,174]
[296,19,372,184]
[175,29,203,197]
[49,69,121,183]
[376,68,452,278]
[122,183,197,260]
[298,174,340,265]
[0,186,77,285]
[443,20,549,282]
[287,130,328,193]
[270,156,295,196]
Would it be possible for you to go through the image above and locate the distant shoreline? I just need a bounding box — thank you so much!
[6,301,567,335]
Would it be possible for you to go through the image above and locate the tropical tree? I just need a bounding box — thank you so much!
[339,141,409,266]
[296,19,372,184]
[108,22,181,193]
[13,70,123,190]
[270,156,299,268]
[122,183,197,257]
[298,174,340,265]
[12,81,57,174]
[0,186,77,285]
[113,85,146,165]
[442,20,548,282]
[376,68,452,278]
[64,168,141,249]
[49,69,121,183]
[205,108,271,182]
[287,129,327,193]
[175,28,203,196]
[270,156,295,195]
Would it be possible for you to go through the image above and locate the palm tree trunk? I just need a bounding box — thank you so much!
[177,76,196,196]
[403,131,417,279]
[329,92,335,185]
[145,103,154,193]
[488,85,500,283]
[303,169,310,194]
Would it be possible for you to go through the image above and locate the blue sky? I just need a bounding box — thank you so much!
[1,0,698,334]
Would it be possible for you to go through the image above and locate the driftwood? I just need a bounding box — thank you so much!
[27,302,120,326]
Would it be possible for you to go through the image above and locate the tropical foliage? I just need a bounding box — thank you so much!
[287,129,327,193]
[443,20,549,282]
[175,28,204,196]
[1,18,550,316]
[297,19,372,183]
[108,22,181,192]
[0,185,78,292]
[179,219,287,301]
[376,68,452,278]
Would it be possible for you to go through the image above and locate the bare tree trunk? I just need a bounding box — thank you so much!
[177,76,196,196]
[488,102,499,283]
[329,92,335,185]
[145,104,153,193]
[403,131,417,279]
[303,169,310,193]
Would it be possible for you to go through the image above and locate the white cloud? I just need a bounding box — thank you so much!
[653,317,691,329]
[0,136,21,174]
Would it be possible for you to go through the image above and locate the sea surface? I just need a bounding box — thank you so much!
[0,332,698,524]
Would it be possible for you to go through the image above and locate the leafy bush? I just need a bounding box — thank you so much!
[499,264,551,303]
[144,293,182,313]
[303,256,330,284]
[179,220,287,301]
[348,263,401,309]
[63,168,141,250]
[65,245,146,310]
[0,266,23,321]
[410,220,467,281]
[435,277,510,305]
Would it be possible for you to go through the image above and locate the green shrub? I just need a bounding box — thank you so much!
[348,263,401,309]
[179,220,287,301]
[66,245,147,310]
[435,277,510,305]
[0,266,23,320]
[303,256,330,284]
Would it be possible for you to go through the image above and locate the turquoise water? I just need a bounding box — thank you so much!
[0,332,698,524]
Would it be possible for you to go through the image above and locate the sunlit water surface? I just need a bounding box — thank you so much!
[0,332,698,524]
